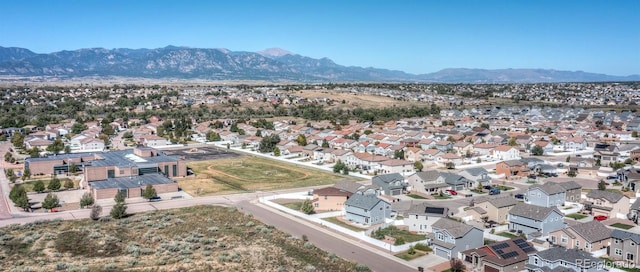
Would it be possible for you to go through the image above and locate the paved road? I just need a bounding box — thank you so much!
[237,200,417,272]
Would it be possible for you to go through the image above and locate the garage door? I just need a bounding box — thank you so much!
[484,265,499,272]
[435,247,449,259]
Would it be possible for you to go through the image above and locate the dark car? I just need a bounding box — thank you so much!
[528,175,537,179]
[514,193,525,199]
[606,176,617,180]
[483,185,493,190]
[149,196,162,202]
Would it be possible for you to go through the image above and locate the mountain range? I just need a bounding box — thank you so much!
[0,46,638,83]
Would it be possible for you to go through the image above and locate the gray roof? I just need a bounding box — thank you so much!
[508,203,561,221]
[586,190,625,203]
[520,157,544,164]
[407,202,448,217]
[554,181,582,191]
[529,183,566,196]
[345,192,387,210]
[333,180,364,194]
[441,172,469,186]
[25,152,92,162]
[478,197,518,208]
[432,218,476,238]
[372,173,404,186]
[631,200,640,211]
[91,149,179,167]
[611,229,640,244]
[90,173,175,190]
[568,221,612,243]
[411,170,440,182]
[535,247,598,263]
[461,167,488,177]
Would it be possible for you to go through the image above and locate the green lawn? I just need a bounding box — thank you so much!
[281,202,303,211]
[370,226,426,245]
[611,223,634,230]
[566,213,587,220]
[470,189,486,194]
[431,193,451,199]
[495,185,514,191]
[321,217,366,232]
[395,251,425,261]
[497,232,518,239]
[407,194,427,199]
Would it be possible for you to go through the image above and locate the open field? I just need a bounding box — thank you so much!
[0,205,368,271]
[296,90,426,109]
[179,156,362,195]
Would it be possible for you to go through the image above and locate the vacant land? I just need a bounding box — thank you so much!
[296,90,427,109]
[371,226,426,245]
[322,217,367,232]
[0,206,369,272]
[179,156,361,195]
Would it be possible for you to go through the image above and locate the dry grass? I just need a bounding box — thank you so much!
[179,156,361,196]
[296,89,425,109]
[0,205,369,272]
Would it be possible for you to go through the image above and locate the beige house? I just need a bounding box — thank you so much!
[584,190,630,218]
[469,197,518,224]
[311,186,353,211]
[548,221,611,253]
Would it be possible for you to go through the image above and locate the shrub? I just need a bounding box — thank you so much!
[90,205,102,220]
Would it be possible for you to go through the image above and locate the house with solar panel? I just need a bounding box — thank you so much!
[507,203,565,235]
[403,202,448,234]
[427,218,483,259]
[525,247,602,272]
[461,237,537,272]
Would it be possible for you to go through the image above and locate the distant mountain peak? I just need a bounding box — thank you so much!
[257,48,294,57]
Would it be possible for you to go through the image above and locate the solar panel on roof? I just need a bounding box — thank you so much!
[425,207,445,214]
[491,243,509,250]
[496,249,504,255]
[521,246,536,253]
[513,238,527,244]
[500,251,519,259]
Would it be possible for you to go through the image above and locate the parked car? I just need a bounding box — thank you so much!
[594,215,608,221]
[514,193,525,199]
[606,176,617,180]
[528,175,537,179]
[483,185,493,190]
[489,188,501,195]
[445,189,458,195]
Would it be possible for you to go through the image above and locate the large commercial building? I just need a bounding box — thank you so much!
[25,147,186,199]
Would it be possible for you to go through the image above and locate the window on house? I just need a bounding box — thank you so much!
[416,215,418,219]
[627,253,634,261]
[615,248,622,256]
[561,235,567,244]
[615,239,620,244]
[119,169,124,175]
[551,236,556,243]
[632,242,636,246]
[437,233,444,241]
[314,203,318,208]
[534,257,539,265]
[576,240,580,247]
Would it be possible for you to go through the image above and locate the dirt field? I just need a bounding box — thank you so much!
[295,89,426,108]
[162,146,243,161]
[178,157,361,196]
[0,206,368,272]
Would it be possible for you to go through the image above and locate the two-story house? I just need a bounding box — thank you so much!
[496,160,529,180]
[462,238,536,272]
[525,247,602,272]
[555,181,582,202]
[585,190,630,218]
[548,221,611,253]
[428,218,483,259]
[371,173,405,196]
[458,167,491,188]
[403,202,448,234]
[344,189,391,226]
[508,203,565,235]
[610,229,640,263]
[312,186,354,212]
[491,145,521,161]
[526,182,566,207]
[468,197,518,224]
[407,170,448,195]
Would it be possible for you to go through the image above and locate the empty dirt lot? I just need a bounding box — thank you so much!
[161,146,243,161]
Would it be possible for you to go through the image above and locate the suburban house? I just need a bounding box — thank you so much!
[526,182,566,207]
[457,167,491,188]
[554,181,582,202]
[610,229,640,263]
[532,141,554,155]
[403,202,449,234]
[427,218,484,259]
[468,197,519,224]
[547,221,611,253]
[311,186,354,212]
[594,143,620,164]
[584,190,630,218]
[525,247,602,272]
[344,189,391,226]
[407,170,448,195]
[508,203,565,235]
[496,160,529,180]
[461,238,537,272]
[371,173,405,196]
[621,167,640,193]
[490,145,521,161]
[378,159,414,175]
[564,137,587,151]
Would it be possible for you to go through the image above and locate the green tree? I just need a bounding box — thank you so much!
[64,179,74,189]
[206,130,221,141]
[69,162,77,174]
[322,139,329,148]
[46,138,65,155]
[333,160,346,173]
[80,192,94,208]
[273,147,281,157]
[296,134,307,146]
[48,177,61,191]
[341,167,349,175]
[64,145,71,154]
[445,162,455,169]
[42,193,60,211]
[633,131,638,138]
[413,161,424,172]
[28,147,40,158]
[21,168,31,181]
[111,191,127,219]
[598,180,606,191]
[14,192,30,211]
[259,134,280,153]
[10,184,26,203]
[4,152,12,162]
[531,145,544,156]
[11,131,24,149]
[566,156,571,163]
[142,184,157,201]
[394,149,405,160]
[508,137,517,146]
[6,169,17,183]
[71,122,88,134]
[33,180,45,193]
[300,199,314,214]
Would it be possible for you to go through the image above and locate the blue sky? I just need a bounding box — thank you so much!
[1,0,639,75]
